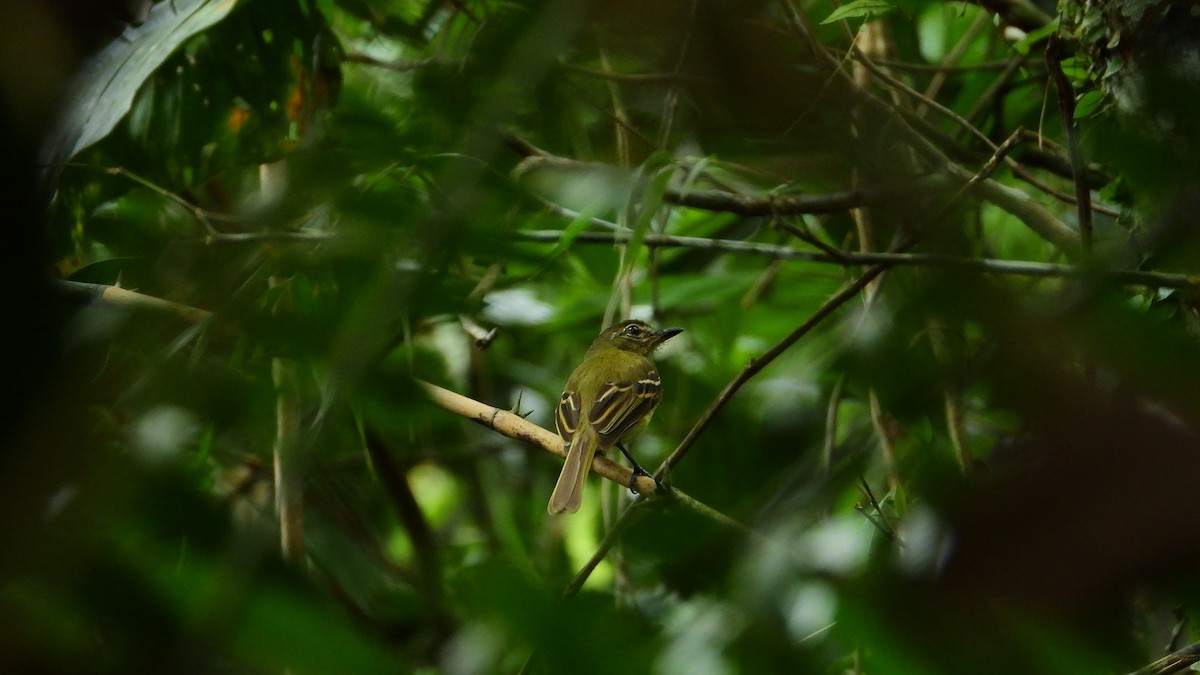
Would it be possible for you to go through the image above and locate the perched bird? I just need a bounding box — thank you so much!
[548,320,683,515]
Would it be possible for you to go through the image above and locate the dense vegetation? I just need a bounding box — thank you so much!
[5,0,1200,672]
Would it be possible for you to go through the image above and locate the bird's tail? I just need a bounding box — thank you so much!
[547,426,599,515]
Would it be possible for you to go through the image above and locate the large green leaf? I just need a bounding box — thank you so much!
[41,0,238,182]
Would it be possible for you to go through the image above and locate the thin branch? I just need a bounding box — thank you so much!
[856,475,896,541]
[416,379,658,496]
[870,57,1043,74]
[664,184,924,216]
[344,53,462,71]
[62,163,339,244]
[558,61,696,85]
[63,280,762,544]
[1127,641,1200,675]
[848,47,1019,173]
[964,176,1079,251]
[961,56,1026,130]
[1046,34,1094,252]
[655,256,897,478]
[916,11,990,119]
[564,498,654,595]
[363,428,454,638]
[564,474,769,595]
[57,281,214,322]
[507,131,923,216]
[414,379,764,541]
[513,231,1199,290]
[270,276,304,562]
[506,130,1079,248]
[775,10,1080,251]
[201,230,336,244]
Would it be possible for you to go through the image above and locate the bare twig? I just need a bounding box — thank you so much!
[413,380,766,547]
[363,428,453,637]
[269,276,304,562]
[916,11,990,119]
[58,281,214,323]
[1046,34,1094,252]
[655,256,897,478]
[564,499,654,595]
[61,163,337,244]
[564,478,768,595]
[1127,641,1200,675]
[416,380,659,496]
[961,57,1027,129]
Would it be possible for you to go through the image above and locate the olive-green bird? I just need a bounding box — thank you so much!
[548,320,683,515]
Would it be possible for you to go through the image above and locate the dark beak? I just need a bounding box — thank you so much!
[654,327,683,345]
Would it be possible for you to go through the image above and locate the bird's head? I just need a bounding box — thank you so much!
[594,320,683,356]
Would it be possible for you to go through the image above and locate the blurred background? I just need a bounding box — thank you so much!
[4,0,1200,673]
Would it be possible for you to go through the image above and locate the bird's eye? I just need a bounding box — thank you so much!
[624,324,642,336]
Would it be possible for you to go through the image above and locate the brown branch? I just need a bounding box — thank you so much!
[363,428,454,639]
[58,281,213,323]
[415,378,765,553]
[655,257,897,478]
[415,380,660,497]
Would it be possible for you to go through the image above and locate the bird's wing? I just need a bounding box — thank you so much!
[555,389,581,446]
[588,363,661,448]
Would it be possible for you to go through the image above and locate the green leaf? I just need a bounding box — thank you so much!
[1011,18,1060,56]
[822,0,895,25]
[40,0,238,179]
[1074,89,1104,120]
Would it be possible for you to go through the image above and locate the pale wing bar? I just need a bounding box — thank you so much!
[589,373,661,448]
[555,390,581,446]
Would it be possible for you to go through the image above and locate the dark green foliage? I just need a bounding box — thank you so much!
[8,0,1200,672]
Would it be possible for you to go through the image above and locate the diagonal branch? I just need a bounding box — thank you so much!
[363,428,454,639]
[414,380,659,496]
[654,257,896,478]
[1046,34,1094,252]
[1127,640,1200,675]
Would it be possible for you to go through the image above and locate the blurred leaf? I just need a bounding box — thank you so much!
[41,0,238,175]
[822,0,896,25]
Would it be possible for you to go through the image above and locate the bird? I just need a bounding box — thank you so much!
[547,319,683,515]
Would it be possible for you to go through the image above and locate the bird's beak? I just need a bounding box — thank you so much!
[653,327,683,346]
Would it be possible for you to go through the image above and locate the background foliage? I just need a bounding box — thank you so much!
[5,0,1200,673]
